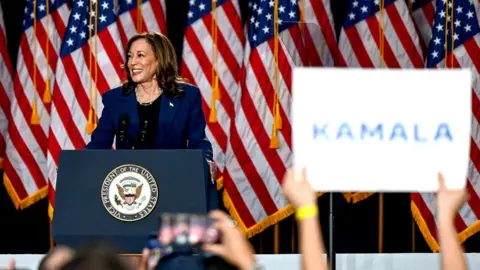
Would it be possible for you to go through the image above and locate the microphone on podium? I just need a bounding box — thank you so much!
[135,120,149,149]
[117,113,131,148]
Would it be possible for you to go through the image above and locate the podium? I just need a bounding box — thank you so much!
[51,149,218,254]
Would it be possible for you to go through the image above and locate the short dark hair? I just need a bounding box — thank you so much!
[60,241,130,270]
[122,31,185,99]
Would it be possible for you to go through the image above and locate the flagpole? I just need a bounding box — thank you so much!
[49,220,54,249]
[329,192,335,270]
[274,223,280,254]
[378,193,384,253]
[412,216,416,252]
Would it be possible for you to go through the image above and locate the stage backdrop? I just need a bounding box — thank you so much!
[1,0,480,255]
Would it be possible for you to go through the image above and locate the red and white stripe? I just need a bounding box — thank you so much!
[338,0,424,68]
[221,17,313,233]
[411,28,480,253]
[224,31,299,231]
[302,0,346,67]
[218,1,341,234]
[47,0,167,217]
[180,0,244,175]
[3,2,70,209]
[116,0,167,47]
[338,0,425,203]
[47,5,127,217]
[0,5,14,169]
[411,0,436,55]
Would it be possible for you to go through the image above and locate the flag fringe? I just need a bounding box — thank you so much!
[223,189,295,238]
[411,201,480,252]
[223,188,324,238]
[343,192,375,203]
[411,201,439,252]
[48,203,54,221]
[216,176,223,191]
[3,173,48,209]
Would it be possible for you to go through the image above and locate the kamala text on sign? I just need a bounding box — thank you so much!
[312,123,453,142]
[292,68,472,192]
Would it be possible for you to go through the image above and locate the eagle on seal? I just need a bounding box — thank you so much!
[117,183,143,205]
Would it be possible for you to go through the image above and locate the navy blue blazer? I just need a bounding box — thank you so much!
[84,83,213,162]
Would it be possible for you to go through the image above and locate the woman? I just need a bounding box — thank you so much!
[85,32,216,178]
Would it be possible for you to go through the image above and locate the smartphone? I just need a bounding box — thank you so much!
[188,214,206,245]
[203,217,220,244]
[157,213,221,245]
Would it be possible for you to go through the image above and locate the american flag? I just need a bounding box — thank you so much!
[338,0,425,203]
[3,0,71,209]
[47,0,167,218]
[222,0,314,236]
[300,0,347,67]
[180,0,245,181]
[0,4,14,170]
[410,0,436,54]
[411,0,480,252]
[116,0,167,45]
[338,0,424,68]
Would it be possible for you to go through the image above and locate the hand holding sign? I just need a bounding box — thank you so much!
[281,167,316,209]
[437,172,468,219]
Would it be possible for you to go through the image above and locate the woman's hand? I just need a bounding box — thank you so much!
[437,172,468,220]
[208,160,218,183]
[202,210,256,270]
[5,258,15,270]
[281,167,316,208]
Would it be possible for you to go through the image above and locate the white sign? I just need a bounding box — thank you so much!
[292,68,472,192]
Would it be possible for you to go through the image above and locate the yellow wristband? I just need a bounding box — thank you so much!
[295,205,318,221]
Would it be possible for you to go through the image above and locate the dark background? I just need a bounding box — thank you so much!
[1,0,479,254]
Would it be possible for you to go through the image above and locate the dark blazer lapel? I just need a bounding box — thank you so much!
[120,91,139,138]
[156,94,180,144]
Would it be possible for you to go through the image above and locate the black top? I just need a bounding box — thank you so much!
[136,95,161,149]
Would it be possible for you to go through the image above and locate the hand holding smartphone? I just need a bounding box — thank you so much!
[157,213,221,246]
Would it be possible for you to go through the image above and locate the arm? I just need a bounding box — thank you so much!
[437,173,468,270]
[186,86,213,161]
[84,91,115,149]
[298,210,327,270]
[438,214,467,270]
[282,168,328,270]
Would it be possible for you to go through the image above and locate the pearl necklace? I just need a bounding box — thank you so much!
[136,88,162,106]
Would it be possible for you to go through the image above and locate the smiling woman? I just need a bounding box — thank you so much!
[83,31,218,189]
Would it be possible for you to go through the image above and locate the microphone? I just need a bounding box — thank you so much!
[117,113,130,147]
[135,120,149,149]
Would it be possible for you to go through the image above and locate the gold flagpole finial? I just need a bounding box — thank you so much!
[270,0,281,149]
[31,0,41,125]
[43,0,52,104]
[137,0,143,33]
[209,0,220,123]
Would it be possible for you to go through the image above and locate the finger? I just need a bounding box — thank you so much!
[6,258,15,270]
[281,168,294,188]
[464,189,470,202]
[301,167,307,181]
[301,167,313,187]
[295,167,306,183]
[139,248,149,267]
[202,243,226,257]
[209,217,231,234]
[208,210,230,222]
[437,172,446,190]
